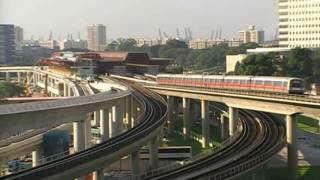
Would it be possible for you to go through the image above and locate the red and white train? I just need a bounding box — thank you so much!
[157,74,304,94]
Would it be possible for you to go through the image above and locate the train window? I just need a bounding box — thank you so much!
[274,81,282,86]
[256,80,263,85]
[264,81,272,86]
[284,82,288,86]
[240,80,246,84]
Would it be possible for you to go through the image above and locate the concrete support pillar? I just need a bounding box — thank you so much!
[167,96,174,133]
[92,168,104,180]
[85,115,92,149]
[68,86,72,97]
[287,114,298,180]
[220,114,226,140]
[229,107,238,136]
[32,73,36,86]
[32,150,40,167]
[149,137,159,169]
[73,120,86,152]
[63,83,67,97]
[118,99,125,133]
[112,103,124,136]
[100,109,110,142]
[182,97,191,139]
[5,72,10,82]
[201,100,209,148]
[111,106,118,137]
[125,96,132,129]
[130,150,141,179]
[94,111,101,127]
[17,72,21,84]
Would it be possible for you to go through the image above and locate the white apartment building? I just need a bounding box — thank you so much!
[87,24,107,51]
[238,25,265,44]
[59,39,88,50]
[189,38,243,49]
[279,0,320,48]
[14,26,23,50]
[39,40,58,49]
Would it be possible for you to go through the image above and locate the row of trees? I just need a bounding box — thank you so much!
[234,48,320,87]
[105,38,259,73]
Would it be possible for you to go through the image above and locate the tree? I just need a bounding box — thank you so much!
[312,50,320,83]
[235,54,276,76]
[0,82,24,98]
[228,42,260,55]
[105,41,119,52]
[286,48,313,78]
[150,45,161,57]
[117,38,138,51]
[165,64,183,74]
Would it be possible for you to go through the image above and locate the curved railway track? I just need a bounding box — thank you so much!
[1,83,167,180]
[145,105,286,180]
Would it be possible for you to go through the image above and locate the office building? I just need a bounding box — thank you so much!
[136,38,168,47]
[39,40,58,49]
[189,38,243,49]
[238,25,265,44]
[279,0,320,48]
[14,26,24,50]
[0,24,15,64]
[87,24,107,51]
[59,39,88,50]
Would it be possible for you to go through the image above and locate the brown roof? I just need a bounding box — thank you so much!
[95,52,128,62]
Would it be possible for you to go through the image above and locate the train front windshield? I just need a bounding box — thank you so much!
[291,80,303,88]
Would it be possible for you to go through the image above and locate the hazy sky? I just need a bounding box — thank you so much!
[0,0,278,40]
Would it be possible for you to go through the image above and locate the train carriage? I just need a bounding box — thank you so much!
[222,76,252,90]
[203,75,224,89]
[156,74,304,94]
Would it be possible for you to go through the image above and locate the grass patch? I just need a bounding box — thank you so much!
[297,116,319,134]
[166,131,202,155]
[265,166,320,180]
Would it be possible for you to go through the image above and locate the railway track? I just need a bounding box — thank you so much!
[142,105,285,180]
[148,84,320,104]
[1,83,167,180]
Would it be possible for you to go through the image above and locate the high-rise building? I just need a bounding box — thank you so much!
[279,0,320,48]
[0,24,15,64]
[59,39,88,50]
[87,24,107,51]
[14,26,24,50]
[238,25,265,44]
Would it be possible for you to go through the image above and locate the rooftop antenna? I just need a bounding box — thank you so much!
[184,27,189,41]
[215,30,219,39]
[158,28,163,40]
[219,29,222,39]
[163,32,169,39]
[188,27,192,40]
[78,32,81,40]
[176,28,181,39]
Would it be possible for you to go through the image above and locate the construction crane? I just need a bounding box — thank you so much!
[210,30,215,39]
[176,28,181,40]
[158,28,163,40]
[163,32,169,39]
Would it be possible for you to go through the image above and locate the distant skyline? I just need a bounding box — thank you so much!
[0,0,278,41]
